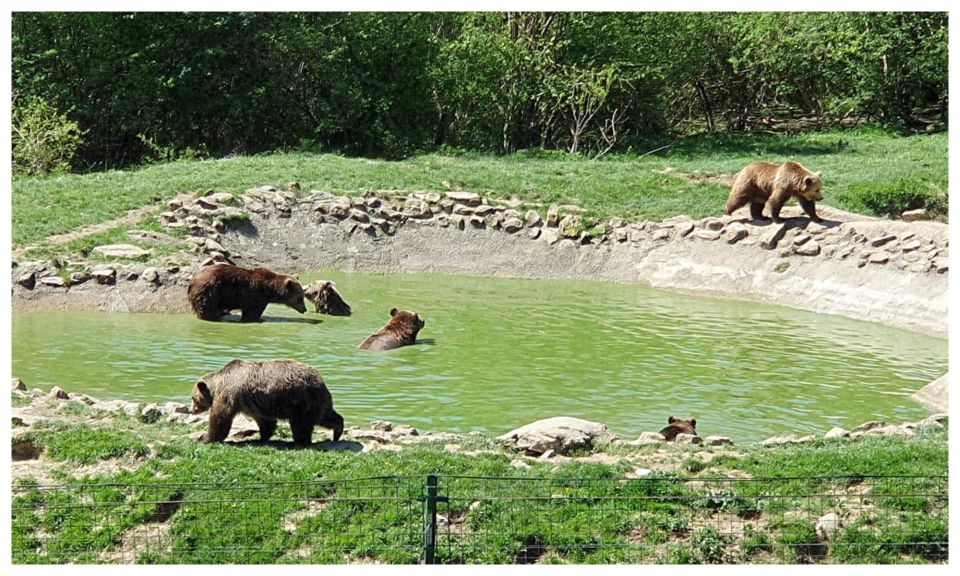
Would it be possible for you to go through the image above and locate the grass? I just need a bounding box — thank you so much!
[11,128,947,248]
[10,403,948,564]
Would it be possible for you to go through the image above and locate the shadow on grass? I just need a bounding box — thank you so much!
[226,438,365,453]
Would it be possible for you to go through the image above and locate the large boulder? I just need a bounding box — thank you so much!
[497,417,617,456]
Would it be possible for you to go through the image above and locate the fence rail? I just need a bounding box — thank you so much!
[12,474,947,564]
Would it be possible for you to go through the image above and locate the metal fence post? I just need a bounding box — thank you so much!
[421,473,448,564]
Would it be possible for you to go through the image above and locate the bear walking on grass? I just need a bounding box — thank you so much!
[724,161,823,223]
[191,359,344,446]
[187,264,307,322]
[358,308,426,351]
[303,280,352,316]
[659,416,698,441]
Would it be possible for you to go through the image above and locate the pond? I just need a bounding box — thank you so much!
[11,272,946,442]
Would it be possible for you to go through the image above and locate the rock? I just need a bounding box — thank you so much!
[868,252,890,265]
[539,449,556,460]
[558,214,582,238]
[704,435,733,446]
[393,425,419,437]
[139,403,164,424]
[497,417,617,456]
[163,402,190,415]
[349,430,391,444]
[468,215,485,228]
[93,244,151,259]
[700,218,725,231]
[633,468,653,478]
[49,386,70,400]
[677,222,695,238]
[723,223,748,244]
[912,373,947,413]
[39,276,67,288]
[693,229,721,241]
[350,209,370,223]
[17,271,36,290]
[934,258,948,273]
[524,210,542,228]
[674,433,703,445]
[869,234,897,247]
[527,228,541,240]
[207,192,235,205]
[608,217,625,229]
[852,421,887,433]
[446,191,481,206]
[69,271,90,285]
[546,205,560,227]
[902,208,930,221]
[541,228,561,245]
[473,204,494,216]
[794,241,821,256]
[816,513,842,541]
[629,431,666,445]
[12,378,26,391]
[823,427,850,440]
[502,217,524,233]
[510,459,531,470]
[12,416,26,427]
[760,434,816,447]
[855,424,914,438]
[141,267,160,284]
[759,223,788,250]
[793,234,812,246]
[371,420,393,432]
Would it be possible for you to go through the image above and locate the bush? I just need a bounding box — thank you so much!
[839,179,947,219]
[12,96,84,176]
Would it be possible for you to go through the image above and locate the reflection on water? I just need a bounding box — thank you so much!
[11,272,946,441]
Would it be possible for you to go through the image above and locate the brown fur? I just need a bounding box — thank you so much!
[724,161,823,223]
[659,416,698,442]
[303,280,352,316]
[358,308,425,351]
[191,359,344,446]
[187,264,307,322]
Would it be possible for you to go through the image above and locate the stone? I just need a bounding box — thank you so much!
[823,427,850,440]
[39,276,67,288]
[851,421,887,433]
[693,229,721,241]
[546,205,560,227]
[912,373,947,413]
[869,234,897,247]
[497,416,617,456]
[93,244,151,259]
[474,204,494,216]
[900,240,922,252]
[371,420,393,432]
[677,222,695,238]
[794,241,821,256]
[349,430,391,444]
[723,223,748,244]
[524,210,542,228]
[704,435,733,446]
[12,417,26,427]
[558,214,583,238]
[633,468,653,478]
[483,213,503,229]
[163,402,190,415]
[557,239,578,251]
[510,459,531,470]
[141,267,160,284]
[209,192,236,206]
[855,424,914,438]
[527,228,541,240]
[502,217,524,233]
[934,258,948,273]
[629,431,666,445]
[674,433,703,445]
[446,191,481,205]
[541,228,561,245]
[901,208,930,221]
[816,513,842,541]
[394,425,419,437]
[700,218,725,231]
[793,234,812,246]
[49,386,70,400]
[760,434,816,447]
[608,217,625,229]
[12,378,26,391]
[612,228,628,243]
[468,215,485,228]
[350,209,370,223]
[868,252,890,264]
[17,271,36,290]
[539,449,556,460]
[759,223,788,250]
[69,271,91,285]
[140,403,164,424]
[287,182,301,192]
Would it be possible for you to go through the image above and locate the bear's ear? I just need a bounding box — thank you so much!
[390,307,398,316]
[803,176,813,187]
[285,278,299,291]
[690,419,697,427]
[196,380,211,399]
[668,416,676,424]
[815,171,822,178]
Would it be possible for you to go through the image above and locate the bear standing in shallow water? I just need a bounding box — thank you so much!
[187,264,307,322]
[724,161,823,223]
[191,359,344,446]
[358,308,425,350]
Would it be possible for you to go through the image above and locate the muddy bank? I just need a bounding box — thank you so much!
[12,187,948,336]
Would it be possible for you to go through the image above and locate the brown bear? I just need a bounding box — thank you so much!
[724,161,823,223]
[303,280,352,316]
[358,308,425,351]
[187,264,307,322]
[659,416,698,442]
[190,359,344,446]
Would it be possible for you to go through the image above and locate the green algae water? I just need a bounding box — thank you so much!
[11,272,946,442]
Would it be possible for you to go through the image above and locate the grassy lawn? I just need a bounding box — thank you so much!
[11,128,947,248]
[12,397,948,564]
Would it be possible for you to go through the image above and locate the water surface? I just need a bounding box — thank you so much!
[11,272,946,441]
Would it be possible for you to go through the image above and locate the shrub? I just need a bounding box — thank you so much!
[12,95,85,176]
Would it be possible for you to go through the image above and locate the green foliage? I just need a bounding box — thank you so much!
[691,526,730,563]
[773,520,823,562]
[12,95,85,175]
[11,13,947,169]
[837,179,947,219]
[29,423,150,464]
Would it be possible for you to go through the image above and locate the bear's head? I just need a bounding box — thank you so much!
[304,280,352,316]
[279,276,308,314]
[190,379,215,414]
[389,307,426,333]
[661,416,698,439]
[799,172,823,202]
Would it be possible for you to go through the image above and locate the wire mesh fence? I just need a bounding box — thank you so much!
[12,474,947,564]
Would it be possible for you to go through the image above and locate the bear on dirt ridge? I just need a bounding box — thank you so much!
[724,161,823,223]
[187,263,307,322]
[358,308,426,351]
[659,416,698,442]
[303,280,352,316]
[190,359,344,446]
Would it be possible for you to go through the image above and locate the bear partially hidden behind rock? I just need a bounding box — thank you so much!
[724,161,823,223]
[659,416,698,442]
[191,359,344,446]
[358,308,425,351]
[303,280,352,316]
[187,264,307,322]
